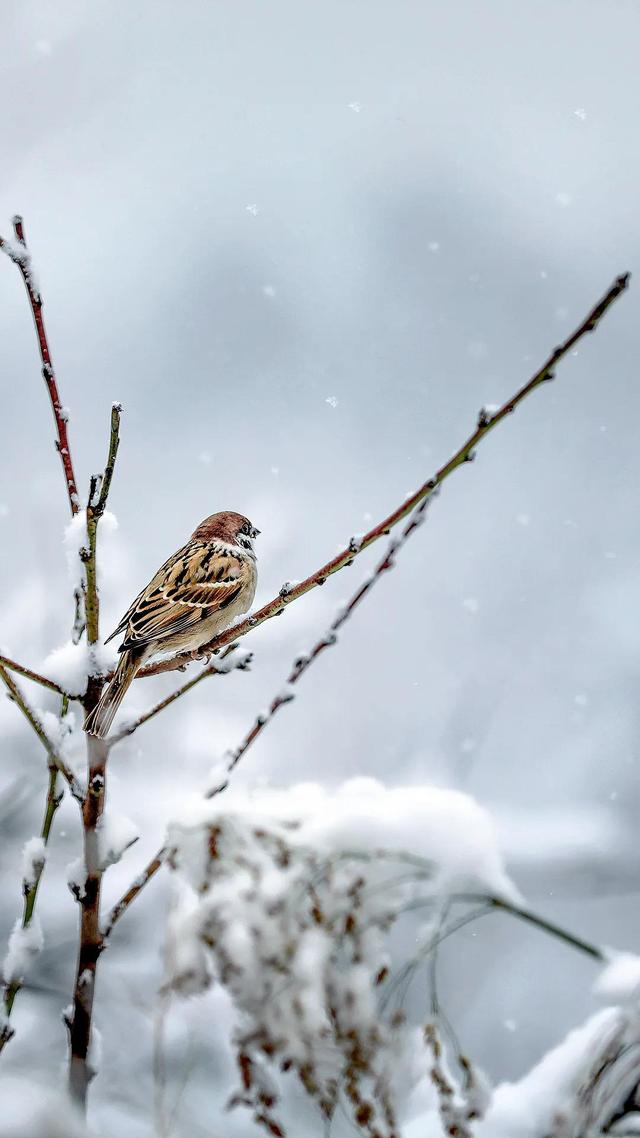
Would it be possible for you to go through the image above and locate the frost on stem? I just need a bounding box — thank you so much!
[67,858,87,903]
[3,917,44,984]
[95,812,139,870]
[163,779,516,1136]
[21,836,46,890]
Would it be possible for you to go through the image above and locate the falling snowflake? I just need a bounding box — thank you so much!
[0,504,8,518]
[462,597,479,615]
[261,284,276,298]
[574,107,587,121]
[428,241,440,252]
[516,513,530,527]
[348,101,362,113]
[245,204,259,216]
[325,395,338,409]
[35,39,52,56]
[198,451,212,466]
[555,192,572,208]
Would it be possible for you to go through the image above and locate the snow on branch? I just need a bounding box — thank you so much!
[137,272,629,678]
[0,653,67,696]
[0,665,83,800]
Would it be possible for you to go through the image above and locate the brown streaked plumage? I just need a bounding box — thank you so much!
[84,511,259,738]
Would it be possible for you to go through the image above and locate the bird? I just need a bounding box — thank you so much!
[84,511,259,738]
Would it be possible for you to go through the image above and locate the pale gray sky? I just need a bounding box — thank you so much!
[1,2,639,1134]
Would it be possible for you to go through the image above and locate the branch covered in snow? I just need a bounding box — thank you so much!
[0,216,80,515]
[136,272,629,678]
[0,665,82,800]
[0,653,67,696]
[83,403,122,648]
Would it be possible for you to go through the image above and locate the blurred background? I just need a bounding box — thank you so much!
[0,1,639,1134]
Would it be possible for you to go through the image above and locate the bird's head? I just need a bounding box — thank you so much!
[192,511,260,552]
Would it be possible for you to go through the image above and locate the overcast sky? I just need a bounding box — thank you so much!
[1,2,639,1134]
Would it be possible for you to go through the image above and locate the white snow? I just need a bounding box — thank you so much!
[0,1076,88,1137]
[595,951,640,1003]
[63,508,119,590]
[169,778,517,901]
[164,778,517,1133]
[66,858,86,901]
[96,811,139,870]
[3,917,44,983]
[42,639,119,697]
[21,837,46,888]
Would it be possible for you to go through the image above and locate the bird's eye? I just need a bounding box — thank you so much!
[241,522,250,535]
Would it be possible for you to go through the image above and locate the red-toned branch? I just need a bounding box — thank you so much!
[136,272,630,680]
[0,216,79,515]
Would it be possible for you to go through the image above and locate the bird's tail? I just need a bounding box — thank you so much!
[84,650,142,738]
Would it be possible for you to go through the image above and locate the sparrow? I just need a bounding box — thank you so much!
[85,511,259,738]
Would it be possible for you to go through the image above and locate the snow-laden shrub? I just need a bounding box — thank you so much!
[165,779,515,1136]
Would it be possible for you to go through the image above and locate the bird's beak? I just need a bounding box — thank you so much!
[251,527,261,539]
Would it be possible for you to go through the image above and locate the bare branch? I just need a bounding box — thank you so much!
[84,404,123,647]
[102,850,167,938]
[0,665,83,800]
[0,216,80,515]
[95,403,122,517]
[0,653,67,696]
[137,272,630,679]
[206,495,434,795]
[107,648,252,748]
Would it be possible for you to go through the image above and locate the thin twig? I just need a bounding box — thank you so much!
[0,216,79,514]
[102,850,168,938]
[137,272,629,679]
[454,893,605,961]
[0,694,69,1050]
[0,665,83,800]
[84,403,122,646]
[206,495,434,795]
[0,653,67,696]
[107,649,253,749]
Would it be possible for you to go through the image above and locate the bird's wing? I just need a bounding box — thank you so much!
[109,541,252,652]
